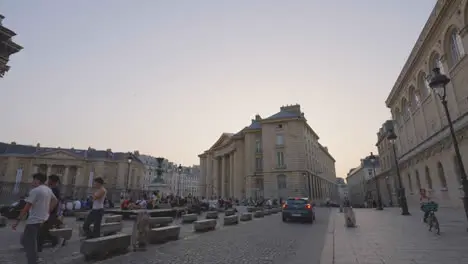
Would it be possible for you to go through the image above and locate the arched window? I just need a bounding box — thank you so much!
[407,174,413,193]
[453,155,462,185]
[401,98,410,120]
[430,53,445,75]
[425,166,433,190]
[415,170,421,189]
[448,29,465,67]
[418,72,431,97]
[437,162,448,189]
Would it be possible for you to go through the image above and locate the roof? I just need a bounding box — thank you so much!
[264,110,302,120]
[0,142,143,163]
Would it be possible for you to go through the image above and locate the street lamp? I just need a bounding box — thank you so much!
[303,172,312,199]
[126,154,133,199]
[369,152,383,210]
[177,164,182,196]
[387,131,410,215]
[429,67,468,228]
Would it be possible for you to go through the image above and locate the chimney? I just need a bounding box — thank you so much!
[106,148,112,152]
[280,104,301,114]
[255,114,261,121]
[10,141,16,145]
[134,150,140,156]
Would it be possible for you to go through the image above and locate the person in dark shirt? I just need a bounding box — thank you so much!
[37,175,61,251]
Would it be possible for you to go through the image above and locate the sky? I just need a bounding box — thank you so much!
[1,0,437,179]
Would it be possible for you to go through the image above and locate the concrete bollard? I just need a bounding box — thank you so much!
[223,215,239,226]
[104,215,123,223]
[224,209,236,216]
[148,226,181,244]
[193,219,217,232]
[182,213,198,223]
[0,216,7,227]
[80,233,131,260]
[240,213,253,221]
[206,211,218,219]
[253,211,264,218]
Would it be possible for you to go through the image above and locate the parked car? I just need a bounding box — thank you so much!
[282,197,315,223]
[0,199,27,219]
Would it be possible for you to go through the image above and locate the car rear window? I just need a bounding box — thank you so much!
[287,199,308,205]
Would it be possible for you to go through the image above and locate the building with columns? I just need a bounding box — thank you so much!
[373,120,399,207]
[0,141,146,203]
[198,104,337,202]
[0,14,23,78]
[346,156,380,206]
[385,0,468,209]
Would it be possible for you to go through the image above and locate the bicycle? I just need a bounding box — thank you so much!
[421,201,440,235]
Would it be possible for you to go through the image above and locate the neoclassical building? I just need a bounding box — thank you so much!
[373,120,399,206]
[346,156,380,206]
[198,104,337,202]
[385,0,468,208]
[0,14,23,77]
[0,142,146,203]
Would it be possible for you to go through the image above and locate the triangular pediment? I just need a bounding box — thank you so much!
[37,150,81,160]
[209,133,233,150]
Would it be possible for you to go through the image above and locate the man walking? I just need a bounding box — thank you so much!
[82,177,107,239]
[13,173,57,264]
[38,174,61,250]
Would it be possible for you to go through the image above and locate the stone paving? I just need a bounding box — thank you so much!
[320,207,468,264]
[0,208,331,264]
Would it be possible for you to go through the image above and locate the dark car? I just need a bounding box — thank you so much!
[0,199,26,219]
[282,197,315,223]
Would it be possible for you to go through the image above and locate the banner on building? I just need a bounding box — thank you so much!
[13,168,23,194]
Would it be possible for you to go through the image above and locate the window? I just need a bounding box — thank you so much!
[255,157,262,170]
[449,29,464,65]
[255,139,261,153]
[276,134,284,146]
[368,169,373,178]
[276,152,284,167]
[277,174,287,189]
[277,124,283,129]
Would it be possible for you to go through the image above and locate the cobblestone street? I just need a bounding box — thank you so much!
[0,208,331,264]
[320,207,468,264]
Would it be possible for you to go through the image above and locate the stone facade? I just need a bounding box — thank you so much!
[385,0,468,208]
[346,156,380,206]
[0,14,23,77]
[0,142,146,203]
[198,104,337,203]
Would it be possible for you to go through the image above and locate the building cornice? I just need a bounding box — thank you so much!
[385,0,452,107]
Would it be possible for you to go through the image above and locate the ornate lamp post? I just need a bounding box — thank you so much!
[126,154,133,199]
[387,131,410,215]
[429,67,468,228]
[177,164,182,196]
[369,152,383,210]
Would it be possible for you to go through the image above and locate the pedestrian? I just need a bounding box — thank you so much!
[82,177,107,239]
[13,173,58,264]
[37,174,62,251]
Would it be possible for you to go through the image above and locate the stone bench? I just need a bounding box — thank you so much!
[148,217,173,228]
[206,211,218,219]
[182,213,198,223]
[148,225,181,244]
[0,216,6,227]
[104,215,123,223]
[80,222,123,237]
[224,209,236,216]
[49,228,73,242]
[223,215,238,226]
[247,207,256,212]
[75,211,89,221]
[194,219,217,232]
[253,211,264,218]
[271,207,280,214]
[240,213,253,221]
[264,209,272,215]
[80,233,131,260]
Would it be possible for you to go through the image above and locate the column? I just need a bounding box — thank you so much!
[200,158,207,197]
[63,166,69,185]
[221,156,226,198]
[46,165,52,176]
[230,154,235,198]
[213,157,219,197]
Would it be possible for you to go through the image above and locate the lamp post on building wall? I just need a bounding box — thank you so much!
[387,131,410,215]
[125,154,133,199]
[369,152,383,210]
[429,67,468,227]
[177,164,182,196]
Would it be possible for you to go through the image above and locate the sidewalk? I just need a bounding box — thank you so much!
[320,207,468,264]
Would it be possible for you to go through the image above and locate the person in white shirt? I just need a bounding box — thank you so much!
[74,199,81,210]
[13,173,57,264]
[82,177,107,239]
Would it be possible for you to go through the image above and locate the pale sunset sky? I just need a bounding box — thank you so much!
[1,0,437,179]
